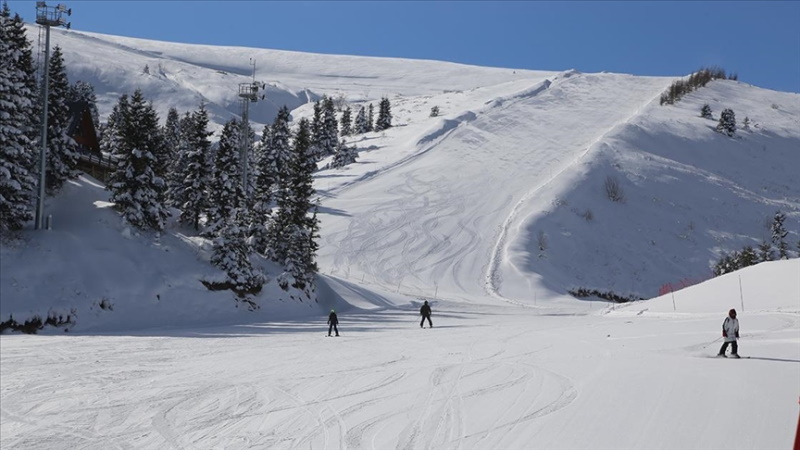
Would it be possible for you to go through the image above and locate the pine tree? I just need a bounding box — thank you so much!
[44,46,78,194]
[757,240,774,263]
[319,95,338,158]
[179,104,213,230]
[162,107,183,203]
[5,5,39,147]
[739,246,757,268]
[354,106,367,134]
[250,124,273,254]
[100,94,128,157]
[166,111,194,207]
[310,98,324,159]
[270,118,319,295]
[252,107,291,254]
[106,89,169,231]
[700,104,712,119]
[340,106,352,136]
[375,96,393,131]
[0,4,37,230]
[716,108,736,137]
[771,211,789,259]
[67,80,99,129]
[210,208,265,296]
[206,118,244,234]
[329,138,358,169]
[367,103,374,132]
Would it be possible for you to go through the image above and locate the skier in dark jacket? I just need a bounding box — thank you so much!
[328,309,339,337]
[717,308,740,358]
[420,300,432,328]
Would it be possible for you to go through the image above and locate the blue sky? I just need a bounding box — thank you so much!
[10,1,800,93]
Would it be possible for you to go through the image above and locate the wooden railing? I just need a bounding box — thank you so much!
[76,151,117,183]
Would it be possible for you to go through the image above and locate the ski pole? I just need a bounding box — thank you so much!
[702,336,723,349]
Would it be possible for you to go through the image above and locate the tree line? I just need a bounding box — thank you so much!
[0,4,396,301]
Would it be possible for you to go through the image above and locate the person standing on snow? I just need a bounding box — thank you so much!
[420,300,433,328]
[328,309,340,337]
[717,308,740,358]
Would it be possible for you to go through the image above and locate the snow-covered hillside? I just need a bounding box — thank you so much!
[30,26,552,134]
[3,21,799,333]
[2,25,800,450]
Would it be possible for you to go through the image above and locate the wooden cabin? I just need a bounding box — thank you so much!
[67,101,115,181]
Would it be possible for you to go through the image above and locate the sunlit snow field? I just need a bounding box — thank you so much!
[2,27,800,450]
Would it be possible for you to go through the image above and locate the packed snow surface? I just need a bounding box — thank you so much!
[2,261,799,449]
[2,27,800,450]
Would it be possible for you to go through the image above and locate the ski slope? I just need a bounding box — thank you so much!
[2,261,798,449]
[317,71,671,303]
[2,25,800,450]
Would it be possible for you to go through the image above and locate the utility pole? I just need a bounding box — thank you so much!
[34,2,71,230]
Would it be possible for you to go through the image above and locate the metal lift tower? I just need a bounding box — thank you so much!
[237,59,265,197]
[34,2,71,230]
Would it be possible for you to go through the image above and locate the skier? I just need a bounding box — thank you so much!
[717,308,740,358]
[420,300,432,328]
[328,309,339,337]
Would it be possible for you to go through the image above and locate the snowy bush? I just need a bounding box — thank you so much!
[568,288,643,303]
[604,175,625,203]
[0,311,75,334]
[716,108,736,137]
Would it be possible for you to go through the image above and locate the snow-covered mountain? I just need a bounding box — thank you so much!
[3,24,799,327]
[2,25,799,450]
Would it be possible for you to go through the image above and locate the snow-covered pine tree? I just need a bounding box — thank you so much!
[738,246,757,268]
[252,107,291,255]
[210,208,265,297]
[771,211,789,259]
[318,95,339,158]
[273,118,319,295]
[206,118,244,235]
[310,98,324,160]
[279,204,319,295]
[716,108,736,137]
[162,107,183,203]
[340,106,352,136]
[375,96,393,131]
[367,103,374,131]
[700,104,712,119]
[100,94,128,157]
[67,80,99,129]
[757,240,774,262]
[166,111,194,208]
[44,46,78,194]
[250,123,273,254]
[4,5,39,148]
[329,138,358,169]
[106,89,169,231]
[178,104,213,231]
[0,4,37,230]
[354,106,367,134]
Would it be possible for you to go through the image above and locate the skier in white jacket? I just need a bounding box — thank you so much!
[717,309,740,358]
